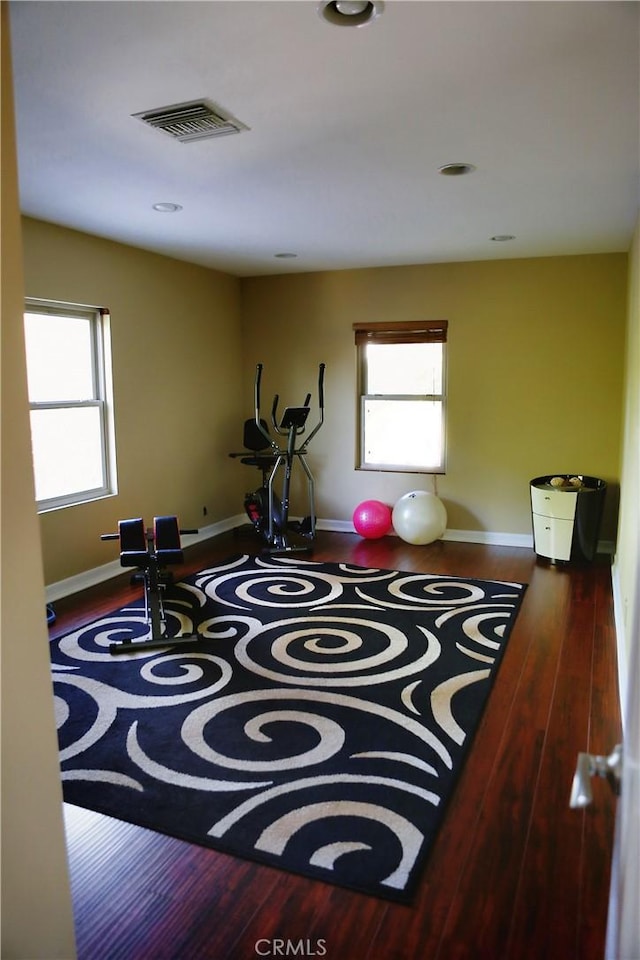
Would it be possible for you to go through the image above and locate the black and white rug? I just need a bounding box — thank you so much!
[51,555,526,902]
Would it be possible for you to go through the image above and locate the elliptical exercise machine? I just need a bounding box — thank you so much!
[101,515,199,654]
[230,363,325,555]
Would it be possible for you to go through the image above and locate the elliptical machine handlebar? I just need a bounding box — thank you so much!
[301,362,325,449]
[271,393,281,433]
[254,363,277,448]
[253,363,325,441]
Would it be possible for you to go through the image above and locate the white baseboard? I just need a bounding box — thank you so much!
[315,518,354,534]
[318,517,533,548]
[442,528,533,548]
[45,515,613,602]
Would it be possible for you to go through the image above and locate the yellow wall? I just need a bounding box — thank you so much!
[241,254,627,540]
[21,224,627,586]
[1,6,77,956]
[22,218,244,584]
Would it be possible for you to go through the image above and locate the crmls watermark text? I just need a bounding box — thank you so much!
[254,939,328,956]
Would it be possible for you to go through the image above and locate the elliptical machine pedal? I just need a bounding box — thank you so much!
[298,516,314,538]
[288,516,314,538]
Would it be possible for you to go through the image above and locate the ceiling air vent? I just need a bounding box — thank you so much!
[133,99,248,143]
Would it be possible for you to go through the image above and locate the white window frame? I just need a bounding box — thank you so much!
[354,320,448,474]
[24,298,117,512]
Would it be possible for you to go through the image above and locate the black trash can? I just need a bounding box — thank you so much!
[530,474,607,562]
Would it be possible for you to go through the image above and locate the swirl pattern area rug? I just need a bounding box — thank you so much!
[52,555,526,902]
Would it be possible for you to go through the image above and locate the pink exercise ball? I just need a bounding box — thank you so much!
[353,500,392,539]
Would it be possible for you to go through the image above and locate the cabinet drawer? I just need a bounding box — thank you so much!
[532,514,573,561]
[531,485,578,521]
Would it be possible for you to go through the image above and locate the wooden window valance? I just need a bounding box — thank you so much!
[353,320,448,346]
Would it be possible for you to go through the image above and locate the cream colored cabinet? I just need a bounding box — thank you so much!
[530,475,606,562]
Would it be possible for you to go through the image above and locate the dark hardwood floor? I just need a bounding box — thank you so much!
[49,529,621,960]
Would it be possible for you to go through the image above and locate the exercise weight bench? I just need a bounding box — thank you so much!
[101,516,199,655]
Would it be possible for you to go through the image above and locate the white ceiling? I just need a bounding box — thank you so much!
[9,0,640,277]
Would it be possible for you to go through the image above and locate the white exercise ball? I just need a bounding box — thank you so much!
[392,491,447,545]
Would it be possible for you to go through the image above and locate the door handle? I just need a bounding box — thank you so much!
[569,743,623,808]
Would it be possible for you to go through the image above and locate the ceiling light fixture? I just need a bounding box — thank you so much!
[318,0,384,27]
[274,252,298,259]
[152,202,183,213]
[490,234,516,242]
[438,163,476,176]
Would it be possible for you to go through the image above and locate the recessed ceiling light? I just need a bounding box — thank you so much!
[152,202,183,213]
[274,252,298,259]
[490,234,516,242]
[318,0,384,27]
[438,163,476,177]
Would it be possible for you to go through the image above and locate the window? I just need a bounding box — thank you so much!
[354,320,448,472]
[24,299,117,511]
